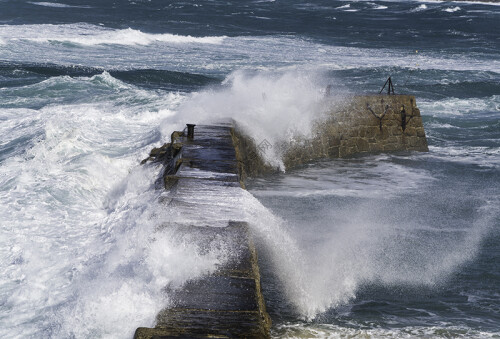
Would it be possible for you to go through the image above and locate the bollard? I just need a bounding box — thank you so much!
[186,124,196,139]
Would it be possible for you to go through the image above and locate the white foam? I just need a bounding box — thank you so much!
[0,23,225,46]
[161,69,332,170]
[419,95,500,116]
[428,145,500,169]
[444,6,462,12]
[0,74,194,338]
[249,158,498,319]
[427,122,457,129]
[0,24,497,74]
[274,323,500,338]
[251,155,437,199]
[28,2,91,8]
[411,4,428,12]
[418,0,500,6]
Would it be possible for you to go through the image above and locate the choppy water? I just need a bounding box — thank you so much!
[0,0,499,338]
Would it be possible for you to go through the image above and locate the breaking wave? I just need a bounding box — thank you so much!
[0,23,225,46]
[28,2,92,8]
[161,69,336,169]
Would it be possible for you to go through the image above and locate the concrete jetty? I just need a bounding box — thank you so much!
[135,123,271,339]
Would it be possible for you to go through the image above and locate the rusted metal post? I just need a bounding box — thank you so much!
[379,77,395,95]
[186,124,196,139]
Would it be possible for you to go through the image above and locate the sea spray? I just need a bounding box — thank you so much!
[57,165,234,338]
[0,72,187,338]
[155,69,497,320]
[248,154,498,320]
[162,69,340,169]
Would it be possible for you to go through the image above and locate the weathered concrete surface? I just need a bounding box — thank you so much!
[234,94,428,177]
[135,124,271,339]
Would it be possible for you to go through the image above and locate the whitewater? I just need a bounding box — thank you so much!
[1,0,499,338]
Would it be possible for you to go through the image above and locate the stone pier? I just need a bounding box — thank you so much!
[135,94,428,338]
[135,123,271,339]
[233,94,428,176]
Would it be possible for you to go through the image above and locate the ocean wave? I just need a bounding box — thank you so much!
[444,6,462,12]
[419,95,500,116]
[250,148,497,320]
[427,122,458,129]
[418,0,500,6]
[427,145,500,169]
[28,1,92,8]
[273,323,500,338]
[0,62,218,91]
[370,2,388,10]
[164,69,330,170]
[411,4,428,12]
[0,23,226,46]
[0,24,498,74]
[250,155,436,199]
[0,82,186,337]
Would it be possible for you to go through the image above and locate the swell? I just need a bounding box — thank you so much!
[0,62,219,90]
[328,68,500,100]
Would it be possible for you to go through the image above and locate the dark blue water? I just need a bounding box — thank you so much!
[0,0,499,338]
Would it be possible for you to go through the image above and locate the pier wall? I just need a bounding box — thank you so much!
[135,124,271,339]
[134,94,429,338]
[234,95,428,177]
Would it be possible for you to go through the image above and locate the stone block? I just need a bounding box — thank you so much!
[346,128,357,138]
[405,127,417,137]
[383,118,399,127]
[365,127,379,139]
[369,143,384,152]
[328,146,340,157]
[384,143,400,152]
[408,137,420,147]
[344,138,358,148]
[387,136,400,144]
[339,146,355,157]
[356,138,370,152]
[312,139,324,154]
[374,128,389,141]
[388,126,402,136]
[328,134,341,146]
[415,137,429,151]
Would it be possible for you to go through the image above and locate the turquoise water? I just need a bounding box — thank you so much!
[0,0,499,338]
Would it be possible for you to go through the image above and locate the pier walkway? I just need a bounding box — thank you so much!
[134,123,271,338]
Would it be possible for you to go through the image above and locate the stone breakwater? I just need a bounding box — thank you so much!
[233,94,428,176]
[135,94,428,338]
[135,123,271,338]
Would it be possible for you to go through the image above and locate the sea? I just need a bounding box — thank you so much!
[0,0,499,338]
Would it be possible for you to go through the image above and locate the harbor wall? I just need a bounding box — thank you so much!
[134,94,429,338]
[233,94,428,177]
[135,124,271,339]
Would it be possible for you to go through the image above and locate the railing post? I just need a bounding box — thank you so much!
[186,124,196,139]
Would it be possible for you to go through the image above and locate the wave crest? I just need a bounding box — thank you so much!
[0,23,226,46]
